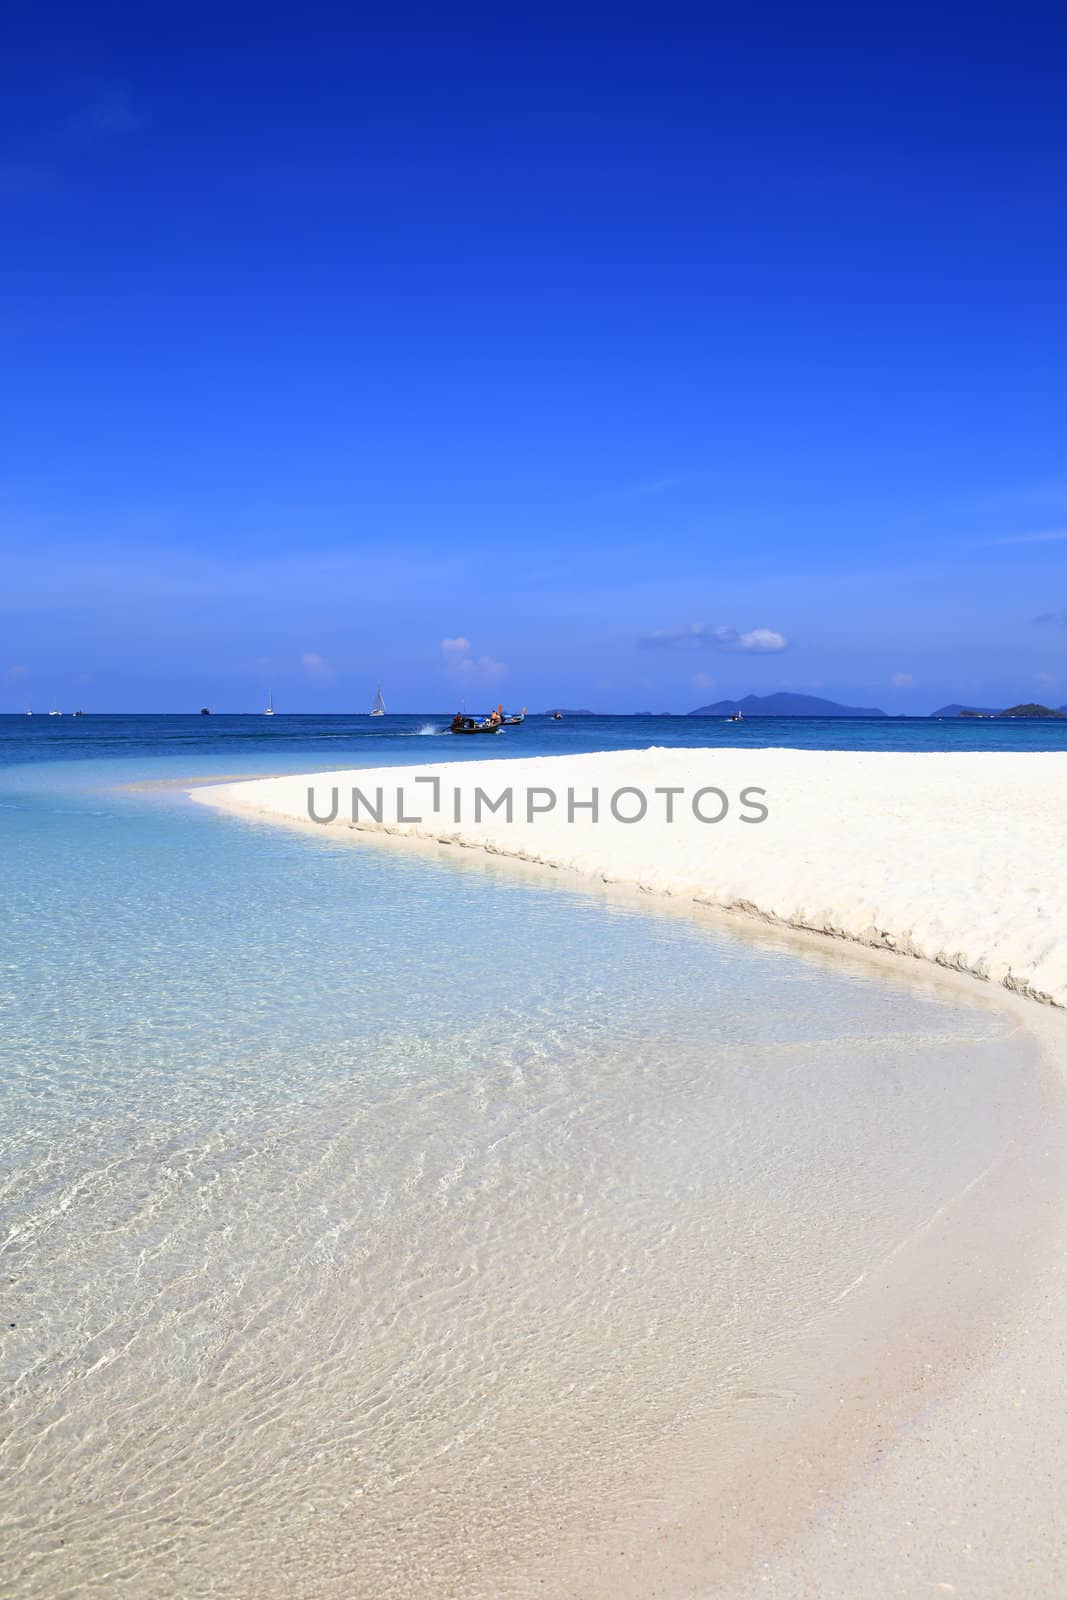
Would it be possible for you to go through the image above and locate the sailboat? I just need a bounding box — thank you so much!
[264,688,275,716]
[370,684,385,717]
[25,704,32,716]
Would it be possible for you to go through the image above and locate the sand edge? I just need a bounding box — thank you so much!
[188,746,1067,1012]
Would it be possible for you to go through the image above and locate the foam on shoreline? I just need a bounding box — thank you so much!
[191,745,1067,1009]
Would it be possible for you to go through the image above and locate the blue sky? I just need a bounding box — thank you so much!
[2,2,1066,712]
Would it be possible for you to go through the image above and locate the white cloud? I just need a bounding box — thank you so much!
[301,651,335,679]
[641,623,788,653]
[890,672,915,688]
[731,627,788,653]
[441,636,471,657]
[692,672,715,690]
[1036,671,1057,691]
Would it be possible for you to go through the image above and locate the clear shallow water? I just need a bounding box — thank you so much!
[1,725,1063,1597]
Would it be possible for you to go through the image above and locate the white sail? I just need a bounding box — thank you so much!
[264,688,274,715]
[370,684,385,716]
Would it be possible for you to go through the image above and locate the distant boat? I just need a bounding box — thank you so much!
[370,684,385,717]
[48,709,62,717]
[551,711,563,720]
[200,707,211,715]
[25,705,32,716]
[73,710,84,717]
[726,710,744,722]
[264,688,275,716]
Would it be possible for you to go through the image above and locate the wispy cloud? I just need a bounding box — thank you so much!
[984,528,1067,547]
[625,474,686,497]
[301,651,335,679]
[0,163,54,202]
[0,80,143,209]
[4,664,29,681]
[641,624,707,649]
[585,473,687,505]
[69,78,143,139]
[441,636,507,683]
[640,623,789,653]
[1033,609,1067,627]
[890,671,915,688]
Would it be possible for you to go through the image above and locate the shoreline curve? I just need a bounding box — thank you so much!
[189,745,1067,1011]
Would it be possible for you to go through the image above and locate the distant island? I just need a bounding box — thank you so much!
[930,704,1000,718]
[688,692,888,718]
[542,708,596,716]
[999,703,1065,719]
[932,703,1065,719]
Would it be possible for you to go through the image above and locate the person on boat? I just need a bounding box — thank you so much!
[487,704,502,727]
[451,711,464,731]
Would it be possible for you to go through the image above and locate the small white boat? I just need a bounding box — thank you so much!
[264,688,275,716]
[25,705,32,716]
[49,709,62,717]
[370,684,385,717]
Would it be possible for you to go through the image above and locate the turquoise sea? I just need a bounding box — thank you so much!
[3,714,1066,1597]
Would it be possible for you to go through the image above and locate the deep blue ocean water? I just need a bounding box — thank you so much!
[3,710,1067,790]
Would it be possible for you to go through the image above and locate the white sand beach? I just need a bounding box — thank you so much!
[187,746,1067,1597]
[192,746,1067,1009]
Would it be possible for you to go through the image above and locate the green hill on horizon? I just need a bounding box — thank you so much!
[689,692,888,718]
